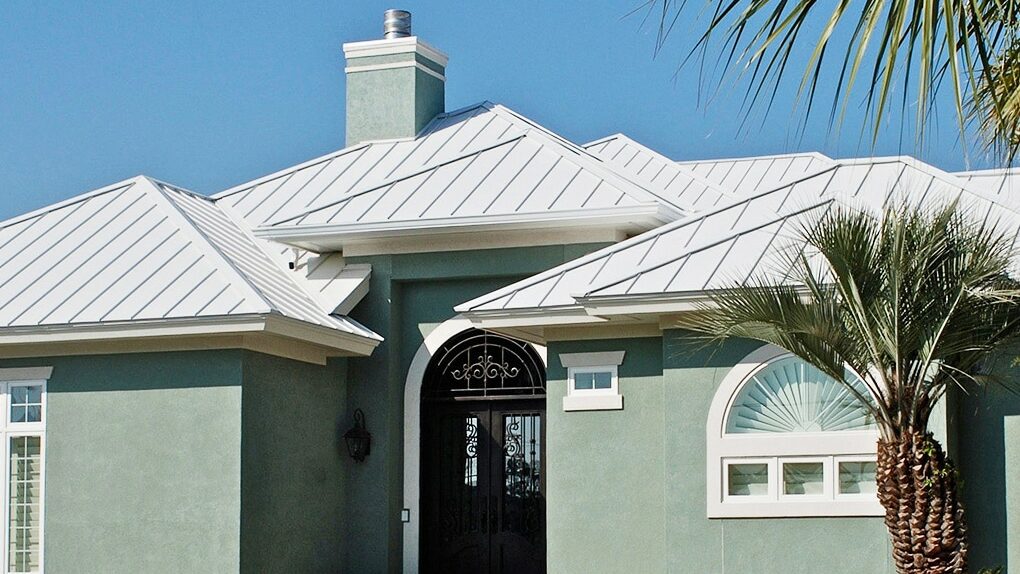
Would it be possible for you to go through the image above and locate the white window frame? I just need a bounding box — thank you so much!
[706,346,882,518]
[0,367,49,574]
[559,351,625,411]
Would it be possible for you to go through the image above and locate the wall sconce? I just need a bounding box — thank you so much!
[344,408,371,462]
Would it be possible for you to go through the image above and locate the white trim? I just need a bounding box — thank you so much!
[706,345,882,518]
[562,393,622,411]
[0,369,52,383]
[0,314,381,359]
[0,378,48,573]
[255,204,678,253]
[345,61,446,82]
[561,352,625,412]
[401,317,546,572]
[559,351,625,368]
[342,36,449,68]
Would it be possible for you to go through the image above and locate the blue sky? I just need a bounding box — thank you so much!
[0,1,991,221]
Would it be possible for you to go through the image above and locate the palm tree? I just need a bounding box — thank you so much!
[673,202,1020,573]
[651,1,1020,163]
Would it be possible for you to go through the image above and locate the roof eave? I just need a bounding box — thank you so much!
[253,205,681,252]
[0,313,382,359]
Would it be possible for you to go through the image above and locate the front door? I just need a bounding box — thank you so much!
[419,328,547,574]
[421,400,545,574]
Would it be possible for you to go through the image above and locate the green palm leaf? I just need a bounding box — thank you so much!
[650,0,1020,162]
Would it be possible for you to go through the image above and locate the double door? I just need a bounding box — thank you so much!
[421,399,545,574]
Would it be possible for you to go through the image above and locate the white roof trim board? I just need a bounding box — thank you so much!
[0,176,381,353]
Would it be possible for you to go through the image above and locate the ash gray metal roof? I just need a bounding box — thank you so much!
[954,168,1020,211]
[583,134,736,211]
[459,156,1020,317]
[216,103,687,247]
[0,176,379,342]
[675,152,835,195]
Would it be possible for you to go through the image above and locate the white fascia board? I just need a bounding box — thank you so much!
[462,308,606,329]
[342,36,449,67]
[578,287,813,318]
[0,314,381,357]
[254,205,678,252]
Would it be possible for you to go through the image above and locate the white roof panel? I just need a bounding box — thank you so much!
[676,152,836,195]
[0,176,380,344]
[584,134,736,211]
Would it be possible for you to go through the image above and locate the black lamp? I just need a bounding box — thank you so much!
[344,408,372,462]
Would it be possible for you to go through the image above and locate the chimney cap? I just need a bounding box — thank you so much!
[383,9,411,39]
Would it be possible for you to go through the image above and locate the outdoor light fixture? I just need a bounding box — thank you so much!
[344,408,371,462]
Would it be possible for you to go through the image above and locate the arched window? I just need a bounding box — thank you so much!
[423,328,546,400]
[706,345,882,518]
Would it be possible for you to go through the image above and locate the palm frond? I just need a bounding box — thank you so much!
[649,0,1020,161]
[674,201,1020,440]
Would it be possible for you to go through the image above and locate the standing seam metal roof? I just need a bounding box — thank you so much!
[0,176,379,341]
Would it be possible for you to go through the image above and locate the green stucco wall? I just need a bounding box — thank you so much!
[342,244,609,573]
[1,349,355,574]
[0,351,245,573]
[345,51,445,146]
[239,352,349,573]
[956,353,1020,572]
[545,333,894,574]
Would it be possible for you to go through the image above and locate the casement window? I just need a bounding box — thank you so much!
[0,369,48,574]
[707,347,882,518]
[558,351,625,411]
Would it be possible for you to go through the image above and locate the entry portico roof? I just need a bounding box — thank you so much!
[458,155,1020,329]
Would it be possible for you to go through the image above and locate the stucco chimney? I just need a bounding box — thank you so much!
[343,10,447,146]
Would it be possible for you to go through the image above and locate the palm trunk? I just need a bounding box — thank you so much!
[876,431,968,574]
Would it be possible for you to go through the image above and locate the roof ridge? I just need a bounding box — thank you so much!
[585,132,737,200]
[674,151,835,165]
[484,105,691,212]
[142,178,273,312]
[203,190,349,319]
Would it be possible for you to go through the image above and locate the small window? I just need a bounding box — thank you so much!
[559,351,625,411]
[837,458,878,496]
[781,460,826,497]
[8,385,43,425]
[726,461,771,498]
[707,346,882,518]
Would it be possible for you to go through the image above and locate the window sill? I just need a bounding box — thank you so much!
[707,499,884,518]
[563,394,623,411]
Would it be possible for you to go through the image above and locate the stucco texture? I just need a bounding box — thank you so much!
[545,333,894,574]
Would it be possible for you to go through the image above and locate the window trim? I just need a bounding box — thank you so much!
[0,368,47,574]
[559,351,625,411]
[707,345,882,518]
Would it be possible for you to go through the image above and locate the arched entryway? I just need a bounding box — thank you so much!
[419,328,547,574]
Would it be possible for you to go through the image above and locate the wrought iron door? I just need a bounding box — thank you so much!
[421,329,546,574]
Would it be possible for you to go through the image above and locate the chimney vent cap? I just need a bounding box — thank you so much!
[383,9,412,39]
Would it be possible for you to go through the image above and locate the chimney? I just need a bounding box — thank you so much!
[343,10,448,146]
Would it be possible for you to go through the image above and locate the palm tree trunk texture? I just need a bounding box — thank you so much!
[876,432,968,574]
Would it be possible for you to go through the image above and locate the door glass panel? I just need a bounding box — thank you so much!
[438,414,481,542]
[8,436,41,573]
[502,413,542,541]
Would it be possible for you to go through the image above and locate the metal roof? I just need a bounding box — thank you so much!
[459,157,1020,319]
[0,176,380,344]
[583,134,736,211]
[675,152,835,195]
[954,168,1020,211]
[215,103,688,250]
